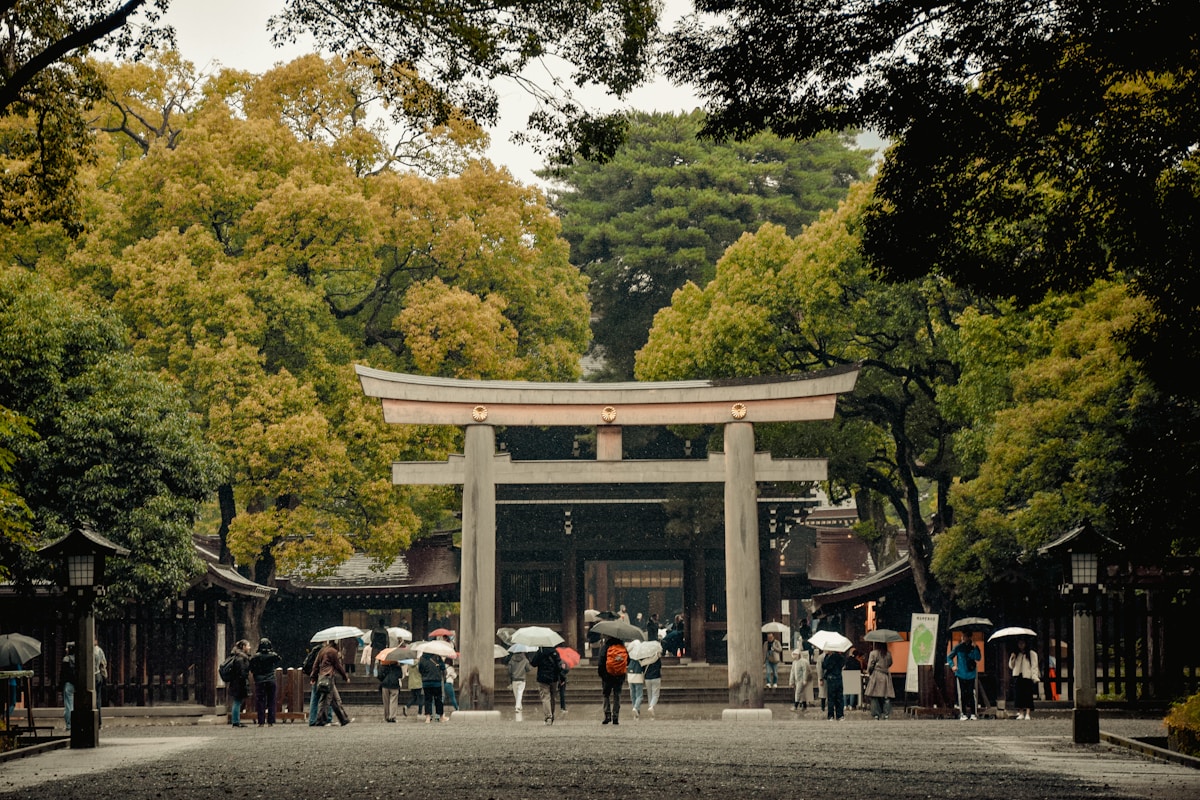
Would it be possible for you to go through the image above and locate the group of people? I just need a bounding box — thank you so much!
[788,643,892,721]
[222,637,283,727]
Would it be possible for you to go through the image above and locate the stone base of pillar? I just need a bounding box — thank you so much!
[721,708,773,722]
[446,710,504,724]
[1073,707,1100,744]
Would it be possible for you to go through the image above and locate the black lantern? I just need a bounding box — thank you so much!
[39,523,128,749]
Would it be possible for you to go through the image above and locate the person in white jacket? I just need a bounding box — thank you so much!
[789,649,812,711]
[1008,638,1041,720]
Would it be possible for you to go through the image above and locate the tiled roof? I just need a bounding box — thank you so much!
[276,533,460,597]
[806,527,874,588]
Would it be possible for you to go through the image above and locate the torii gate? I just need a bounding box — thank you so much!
[357,363,859,721]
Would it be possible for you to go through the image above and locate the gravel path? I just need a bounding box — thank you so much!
[3,709,1195,800]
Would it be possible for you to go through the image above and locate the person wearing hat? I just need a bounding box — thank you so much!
[248,637,282,726]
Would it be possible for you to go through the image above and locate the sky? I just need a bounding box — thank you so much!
[161,0,701,186]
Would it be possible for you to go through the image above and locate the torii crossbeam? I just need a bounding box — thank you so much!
[357,364,859,720]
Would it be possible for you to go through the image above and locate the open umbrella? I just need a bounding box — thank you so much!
[508,642,538,653]
[596,610,619,621]
[808,630,853,653]
[556,646,581,669]
[310,625,364,643]
[584,609,602,623]
[627,639,662,665]
[590,619,644,641]
[761,621,789,633]
[493,644,511,659]
[949,617,994,632]
[415,640,458,658]
[510,626,564,647]
[387,626,412,642]
[429,627,454,638]
[988,626,1037,642]
[496,627,516,645]
[0,633,41,669]
[376,645,416,663]
[864,628,903,643]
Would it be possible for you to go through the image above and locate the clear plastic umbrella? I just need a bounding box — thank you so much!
[310,625,364,643]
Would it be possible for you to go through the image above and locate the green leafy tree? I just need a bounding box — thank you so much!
[0,404,34,579]
[934,282,1157,608]
[637,181,970,616]
[0,267,221,607]
[17,53,590,637]
[542,110,872,378]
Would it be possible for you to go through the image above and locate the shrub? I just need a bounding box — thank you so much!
[1165,693,1200,757]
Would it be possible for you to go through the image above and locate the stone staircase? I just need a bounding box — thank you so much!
[336,659,743,706]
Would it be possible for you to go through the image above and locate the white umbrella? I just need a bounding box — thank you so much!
[628,639,663,665]
[808,630,853,653]
[496,627,516,645]
[761,621,789,633]
[493,644,510,659]
[510,626,564,647]
[988,626,1037,642]
[508,642,538,653]
[387,626,412,644]
[310,625,364,643]
[414,640,458,658]
[584,609,602,622]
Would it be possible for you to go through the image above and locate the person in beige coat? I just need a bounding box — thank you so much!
[864,642,895,720]
[789,649,812,711]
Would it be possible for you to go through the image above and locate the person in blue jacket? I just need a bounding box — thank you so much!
[947,635,981,719]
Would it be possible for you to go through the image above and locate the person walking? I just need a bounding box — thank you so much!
[789,648,811,711]
[369,619,390,678]
[643,656,662,719]
[302,642,323,726]
[530,645,563,725]
[557,660,569,716]
[947,634,982,720]
[418,651,446,722]
[1008,638,1040,720]
[507,650,530,713]
[60,642,76,732]
[842,648,863,710]
[646,613,660,644]
[821,647,847,721]
[312,639,351,726]
[404,658,424,717]
[443,662,459,713]
[93,643,107,729]
[224,639,252,728]
[864,642,894,720]
[248,637,282,726]
[627,654,645,718]
[598,636,628,725]
[763,633,782,689]
[378,658,403,722]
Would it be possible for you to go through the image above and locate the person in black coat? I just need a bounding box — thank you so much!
[530,645,562,725]
[248,638,282,727]
[821,648,847,720]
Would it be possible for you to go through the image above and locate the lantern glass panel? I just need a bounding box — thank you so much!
[67,553,95,587]
[1070,552,1097,586]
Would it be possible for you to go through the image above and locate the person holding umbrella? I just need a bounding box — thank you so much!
[864,642,894,720]
[507,649,531,713]
[312,639,351,726]
[789,648,811,712]
[418,650,446,722]
[529,644,563,725]
[1008,637,1041,720]
[947,634,981,720]
[597,635,628,725]
[820,645,847,721]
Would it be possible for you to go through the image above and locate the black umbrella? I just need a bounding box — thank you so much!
[0,633,41,669]
[949,617,994,632]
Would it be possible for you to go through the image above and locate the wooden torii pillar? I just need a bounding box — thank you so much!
[357,364,859,721]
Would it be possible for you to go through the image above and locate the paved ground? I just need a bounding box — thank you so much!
[3,706,1197,800]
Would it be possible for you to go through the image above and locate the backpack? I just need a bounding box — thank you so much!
[219,654,239,682]
[605,643,628,677]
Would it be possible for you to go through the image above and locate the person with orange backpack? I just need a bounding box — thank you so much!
[598,636,628,725]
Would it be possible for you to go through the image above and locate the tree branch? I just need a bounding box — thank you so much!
[0,0,148,113]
